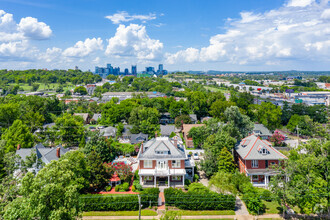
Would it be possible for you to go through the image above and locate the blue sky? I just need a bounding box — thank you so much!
[1,0,330,71]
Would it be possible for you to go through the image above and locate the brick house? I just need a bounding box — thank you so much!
[234,134,287,188]
[137,137,194,188]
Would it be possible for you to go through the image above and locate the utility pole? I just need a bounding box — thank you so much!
[296,125,299,145]
[138,194,141,220]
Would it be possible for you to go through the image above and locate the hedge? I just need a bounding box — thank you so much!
[80,188,159,211]
[164,187,235,210]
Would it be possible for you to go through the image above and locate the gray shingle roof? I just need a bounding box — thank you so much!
[92,113,101,121]
[189,114,197,122]
[100,126,117,137]
[160,125,175,136]
[138,137,187,160]
[130,133,148,144]
[253,124,272,136]
[16,144,70,164]
[235,135,287,160]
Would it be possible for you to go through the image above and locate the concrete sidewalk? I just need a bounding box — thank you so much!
[83,214,282,219]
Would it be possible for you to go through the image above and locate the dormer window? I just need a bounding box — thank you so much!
[156,151,168,155]
[258,147,269,155]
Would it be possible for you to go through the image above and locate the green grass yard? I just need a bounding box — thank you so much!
[263,200,282,214]
[165,210,236,216]
[204,86,230,94]
[10,83,75,92]
[83,210,157,216]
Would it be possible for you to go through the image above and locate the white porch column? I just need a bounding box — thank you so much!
[154,176,156,187]
[140,176,143,185]
[182,175,185,186]
[168,176,170,187]
[264,175,268,187]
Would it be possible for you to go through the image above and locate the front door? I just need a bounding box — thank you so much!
[157,160,166,169]
[265,160,268,168]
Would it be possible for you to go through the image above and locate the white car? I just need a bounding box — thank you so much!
[193,153,199,160]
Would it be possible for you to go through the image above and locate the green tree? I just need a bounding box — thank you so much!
[31,83,40,92]
[54,113,85,147]
[174,115,191,128]
[3,160,82,220]
[218,147,237,173]
[74,86,87,95]
[224,106,254,139]
[252,102,282,131]
[128,106,160,136]
[209,100,236,120]
[270,140,329,214]
[287,114,314,136]
[2,119,34,153]
[84,131,117,163]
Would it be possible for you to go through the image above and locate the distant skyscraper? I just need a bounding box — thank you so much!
[146,66,155,73]
[131,65,137,75]
[158,64,163,72]
[124,68,129,75]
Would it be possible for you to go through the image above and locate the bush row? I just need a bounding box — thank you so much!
[164,187,235,210]
[80,188,159,211]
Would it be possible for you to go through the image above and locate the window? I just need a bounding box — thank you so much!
[252,160,258,168]
[156,151,168,155]
[172,160,181,168]
[144,160,153,168]
[172,176,182,181]
[252,175,258,181]
[270,162,276,165]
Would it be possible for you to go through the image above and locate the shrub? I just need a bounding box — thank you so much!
[80,188,160,211]
[184,179,191,186]
[134,170,139,180]
[193,174,199,182]
[105,185,112,192]
[122,182,129,191]
[131,185,136,192]
[115,185,121,192]
[164,187,235,210]
[184,185,189,190]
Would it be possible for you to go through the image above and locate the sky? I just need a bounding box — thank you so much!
[1,0,330,72]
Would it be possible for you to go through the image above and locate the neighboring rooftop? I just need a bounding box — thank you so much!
[160,125,175,136]
[253,123,272,136]
[235,135,287,160]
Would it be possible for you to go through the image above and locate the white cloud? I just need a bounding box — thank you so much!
[105,11,156,24]
[287,0,314,7]
[105,24,163,60]
[18,17,52,40]
[321,8,330,19]
[166,1,330,66]
[63,38,103,57]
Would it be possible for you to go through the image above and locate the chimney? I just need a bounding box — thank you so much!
[173,136,178,148]
[56,147,60,158]
[141,142,144,153]
[17,144,21,151]
[155,132,157,138]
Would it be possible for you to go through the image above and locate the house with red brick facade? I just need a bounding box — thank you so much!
[234,134,287,188]
[137,137,194,188]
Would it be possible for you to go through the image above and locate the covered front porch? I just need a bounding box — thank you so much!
[139,175,185,188]
[246,169,279,188]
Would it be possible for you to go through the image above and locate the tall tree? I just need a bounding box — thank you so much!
[224,106,254,139]
[2,119,34,153]
[218,147,237,173]
[252,102,282,131]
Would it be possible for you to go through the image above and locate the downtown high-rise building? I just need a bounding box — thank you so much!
[131,65,137,75]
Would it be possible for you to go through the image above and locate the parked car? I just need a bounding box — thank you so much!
[193,153,199,160]
[98,126,107,129]
[89,126,96,131]
[187,154,191,160]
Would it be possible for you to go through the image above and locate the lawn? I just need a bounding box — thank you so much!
[263,200,282,214]
[83,210,157,216]
[10,83,75,92]
[165,210,236,216]
[204,86,230,94]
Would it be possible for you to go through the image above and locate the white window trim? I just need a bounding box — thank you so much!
[252,160,258,168]
[172,160,181,168]
[144,160,153,168]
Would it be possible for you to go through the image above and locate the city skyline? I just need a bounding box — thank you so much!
[1,0,330,71]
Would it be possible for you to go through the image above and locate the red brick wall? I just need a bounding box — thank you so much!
[238,156,246,173]
[246,160,279,169]
[139,160,156,169]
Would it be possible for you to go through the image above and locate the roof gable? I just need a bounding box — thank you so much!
[235,135,287,160]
